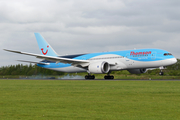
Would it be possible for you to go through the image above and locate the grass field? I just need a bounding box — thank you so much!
[0,80,180,120]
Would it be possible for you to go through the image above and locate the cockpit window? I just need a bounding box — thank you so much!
[164,53,172,56]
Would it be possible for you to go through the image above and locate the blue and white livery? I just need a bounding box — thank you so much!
[4,33,177,79]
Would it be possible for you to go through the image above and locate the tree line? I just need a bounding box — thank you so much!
[0,64,64,76]
[0,59,179,76]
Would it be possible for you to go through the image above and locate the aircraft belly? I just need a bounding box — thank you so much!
[125,60,163,69]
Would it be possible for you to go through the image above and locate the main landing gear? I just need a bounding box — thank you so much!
[85,74,95,79]
[85,72,114,80]
[104,75,114,79]
[104,72,114,79]
[159,66,164,75]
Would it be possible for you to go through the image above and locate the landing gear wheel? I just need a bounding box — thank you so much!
[159,67,165,76]
[104,75,114,80]
[85,75,95,80]
[85,75,88,79]
[159,72,164,75]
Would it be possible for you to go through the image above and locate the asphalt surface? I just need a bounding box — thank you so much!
[1,78,180,81]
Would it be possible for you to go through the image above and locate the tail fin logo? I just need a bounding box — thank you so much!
[41,45,49,55]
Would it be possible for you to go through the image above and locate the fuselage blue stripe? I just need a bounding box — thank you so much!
[37,48,175,69]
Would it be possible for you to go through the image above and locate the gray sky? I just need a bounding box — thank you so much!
[0,0,180,67]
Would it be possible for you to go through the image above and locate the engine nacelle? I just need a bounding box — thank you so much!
[128,68,147,74]
[88,61,110,74]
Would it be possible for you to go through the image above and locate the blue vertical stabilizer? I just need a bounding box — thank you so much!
[34,33,58,57]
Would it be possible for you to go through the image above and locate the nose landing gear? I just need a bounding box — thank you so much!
[159,69,164,75]
[159,66,165,75]
[159,72,164,75]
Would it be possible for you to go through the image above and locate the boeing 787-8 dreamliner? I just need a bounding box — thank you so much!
[4,33,177,79]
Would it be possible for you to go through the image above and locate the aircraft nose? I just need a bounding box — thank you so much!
[171,58,177,64]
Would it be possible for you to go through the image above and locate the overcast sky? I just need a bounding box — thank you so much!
[0,0,180,67]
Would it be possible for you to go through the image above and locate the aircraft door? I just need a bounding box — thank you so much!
[126,53,133,67]
[126,53,130,61]
[151,52,156,60]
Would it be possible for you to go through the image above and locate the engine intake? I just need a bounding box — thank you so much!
[88,61,110,74]
[128,68,147,74]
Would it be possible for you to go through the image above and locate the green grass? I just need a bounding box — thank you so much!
[0,80,180,120]
[1,73,180,80]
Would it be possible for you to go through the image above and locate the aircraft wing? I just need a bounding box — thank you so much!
[4,49,90,67]
[17,60,50,65]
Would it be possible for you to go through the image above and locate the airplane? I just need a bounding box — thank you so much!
[4,33,177,79]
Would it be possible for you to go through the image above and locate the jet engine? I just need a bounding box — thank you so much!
[88,61,110,74]
[128,68,147,74]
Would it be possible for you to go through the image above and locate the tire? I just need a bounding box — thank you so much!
[111,76,114,79]
[92,75,95,79]
[85,75,88,79]
[159,72,164,76]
